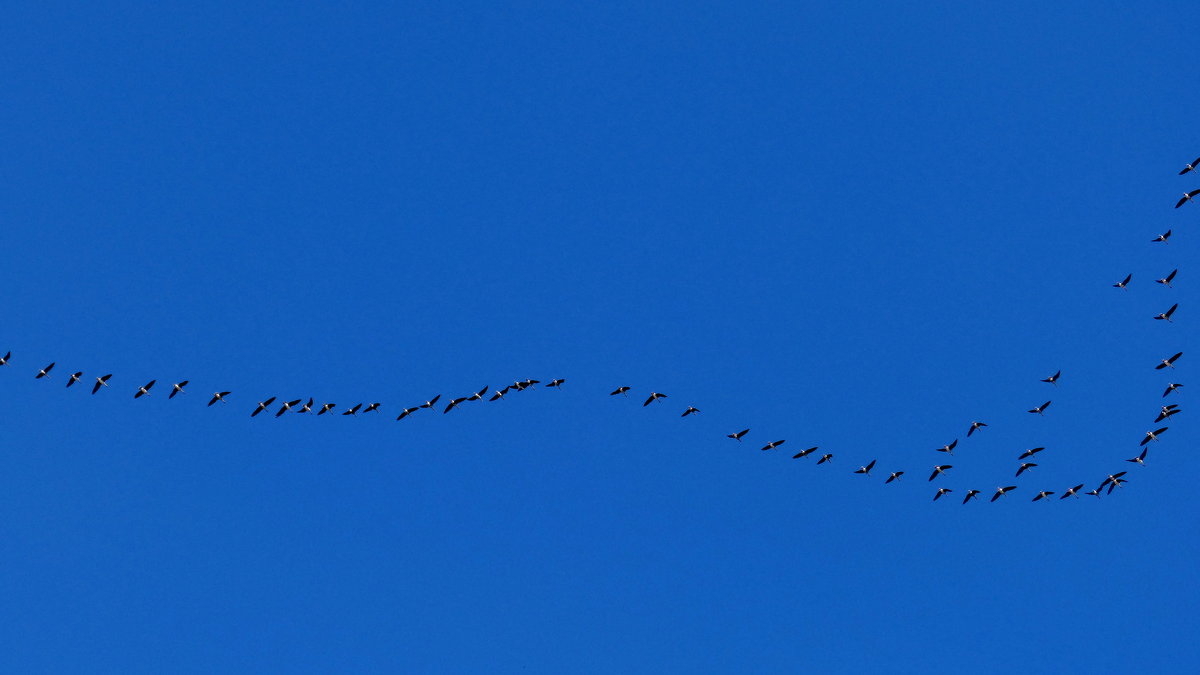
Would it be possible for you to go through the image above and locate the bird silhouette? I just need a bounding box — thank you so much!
[886,471,904,484]
[1153,303,1178,322]
[134,380,156,398]
[934,488,952,501]
[791,446,818,459]
[967,421,987,437]
[1032,491,1055,502]
[817,453,833,464]
[936,440,957,455]
[35,362,55,379]
[1027,400,1052,415]
[1140,427,1168,445]
[1156,269,1177,288]
[92,374,112,394]
[1126,448,1148,465]
[1018,447,1045,460]
[1152,229,1172,244]
[929,465,952,481]
[1156,352,1183,369]
[610,386,630,397]
[1016,462,1037,477]
[681,406,699,417]
[760,440,786,451]
[727,428,749,441]
[1162,383,1183,397]
[853,459,877,476]
[1113,274,1131,289]
[66,371,82,388]
[208,391,230,406]
[1041,369,1062,384]
[275,399,303,417]
[1060,484,1085,499]
[1179,156,1200,175]
[642,392,667,407]
[963,489,981,504]
[1174,189,1200,208]
[169,380,189,399]
[252,397,277,417]
[991,485,1018,502]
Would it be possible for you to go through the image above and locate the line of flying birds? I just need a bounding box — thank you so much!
[1,158,1190,503]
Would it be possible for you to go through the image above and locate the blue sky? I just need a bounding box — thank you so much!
[1,1,1197,672]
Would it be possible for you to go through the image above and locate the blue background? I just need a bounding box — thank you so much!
[1,1,1196,671]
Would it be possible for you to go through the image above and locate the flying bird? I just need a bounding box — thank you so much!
[1179,156,1200,175]
[1156,352,1183,369]
[792,446,818,459]
[92,374,112,394]
[1113,274,1131,290]
[275,399,303,417]
[1153,303,1178,322]
[643,392,667,407]
[208,391,231,406]
[1140,427,1168,445]
[1155,405,1180,423]
[443,397,468,414]
[853,459,877,476]
[929,465,952,481]
[419,395,441,410]
[760,440,786,451]
[817,453,833,464]
[318,403,336,415]
[1060,484,1085,499]
[489,387,510,401]
[546,379,566,388]
[991,485,1018,502]
[934,488,953,501]
[466,386,489,402]
[1016,462,1038,477]
[0,351,9,365]
[342,403,363,416]
[1163,383,1183,397]
[1126,448,1148,465]
[298,398,314,414]
[251,397,277,417]
[134,380,156,398]
[1018,447,1045,460]
[1028,400,1052,415]
[1174,189,1200,208]
[363,403,381,413]
[681,406,700,417]
[727,428,750,441]
[1156,269,1177,288]
[35,362,55,379]
[397,407,419,420]
[169,380,189,399]
[936,440,958,455]
[1085,488,1102,498]
[1099,472,1128,493]
[963,489,981,504]
[886,471,904,484]
[610,386,631,397]
[1041,369,1062,385]
[1152,229,1172,244]
[967,421,987,437]
[1032,491,1055,502]
[66,371,82,387]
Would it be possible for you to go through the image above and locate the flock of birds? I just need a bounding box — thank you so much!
[2,160,1193,504]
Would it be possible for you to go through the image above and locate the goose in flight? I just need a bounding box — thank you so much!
[134,380,156,398]
[0,351,9,365]
[643,392,667,406]
[1032,491,1055,502]
[991,485,1018,502]
[35,362,55,379]
[66,371,82,388]
[1085,488,1102,498]
[208,391,231,406]
[169,380,189,399]
[1179,156,1200,174]
[934,488,953,501]
[936,440,958,455]
[1174,189,1200,208]
[251,397,277,417]
[1153,303,1178,322]
[1018,447,1045,460]
[760,439,787,451]
[1126,448,1148,465]
[727,428,750,441]
[443,397,468,414]
[363,403,381,413]
[1099,472,1128,493]
[929,465,952,481]
[489,387,510,401]
[1163,382,1183,397]
[1113,274,1131,289]
[318,403,336,415]
[275,399,303,417]
[546,379,566,388]
[92,374,112,394]
[1155,404,1180,423]
[342,403,363,416]
[792,446,818,459]
[817,453,833,464]
[1152,229,1172,244]
[885,471,904,484]
[681,406,700,417]
[1027,400,1052,416]
[967,421,987,437]
[1156,352,1183,369]
[1060,484,1085,499]
[853,459,877,476]
[466,386,489,402]
[419,394,441,410]
[963,489,981,503]
[397,407,420,420]
[1156,269,1177,288]
[1016,462,1038,477]
[298,399,314,414]
[1041,369,1062,385]
[1140,427,1168,445]
[610,386,631,397]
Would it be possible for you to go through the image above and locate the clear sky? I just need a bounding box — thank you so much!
[1,1,1196,672]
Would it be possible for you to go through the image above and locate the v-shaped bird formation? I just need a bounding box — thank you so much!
[0,157,1190,505]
